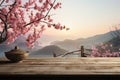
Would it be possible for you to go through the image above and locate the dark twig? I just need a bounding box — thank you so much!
[0,0,5,6]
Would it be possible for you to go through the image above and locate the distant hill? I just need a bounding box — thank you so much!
[51,31,116,51]
[105,37,120,52]
[30,45,68,57]
[0,36,42,58]
[1,30,119,57]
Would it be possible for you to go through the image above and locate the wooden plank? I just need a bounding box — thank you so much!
[1,58,120,75]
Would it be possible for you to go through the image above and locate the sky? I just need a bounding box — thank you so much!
[40,0,120,46]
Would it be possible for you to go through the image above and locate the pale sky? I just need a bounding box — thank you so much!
[40,0,120,45]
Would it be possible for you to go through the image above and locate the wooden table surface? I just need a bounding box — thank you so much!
[1,57,120,75]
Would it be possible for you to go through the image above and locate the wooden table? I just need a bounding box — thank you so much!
[0,57,120,79]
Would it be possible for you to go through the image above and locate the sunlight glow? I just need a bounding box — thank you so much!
[43,0,120,40]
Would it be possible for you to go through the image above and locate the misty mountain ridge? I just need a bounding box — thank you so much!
[0,30,119,57]
[30,45,68,57]
[51,30,118,51]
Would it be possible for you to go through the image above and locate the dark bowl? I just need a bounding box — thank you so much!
[5,52,28,62]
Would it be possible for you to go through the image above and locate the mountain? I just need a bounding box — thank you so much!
[105,37,120,52]
[51,31,116,51]
[29,45,68,57]
[0,30,119,57]
[0,36,42,58]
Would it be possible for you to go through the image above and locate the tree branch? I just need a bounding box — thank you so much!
[40,20,54,25]
[23,0,56,28]
[0,29,7,43]
[0,0,5,6]
[44,0,56,18]
[0,22,8,44]
[0,14,5,23]
[0,11,6,17]
[0,9,8,43]
[6,1,16,16]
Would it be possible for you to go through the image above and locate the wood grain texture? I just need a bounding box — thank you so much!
[0,57,120,75]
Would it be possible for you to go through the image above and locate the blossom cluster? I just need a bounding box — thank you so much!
[0,0,68,48]
[90,44,120,57]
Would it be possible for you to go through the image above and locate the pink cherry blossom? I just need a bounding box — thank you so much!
[0,0,69,48]
[54,23,61,29]
[53,2,61,9]
[39,0,43,3]
[90,44,120,57]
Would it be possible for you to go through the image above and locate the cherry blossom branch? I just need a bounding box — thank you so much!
[23,0,56,28]
[0,0,5,6]
[0,2,8,43]
[44,0,56,18]
[6,1,16,16]
[0,12,6,16]
[0,0,65,47]
[0,28,7,43]
[0,1,17,43]
[0,16,7,43]
[40,21,54,25]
